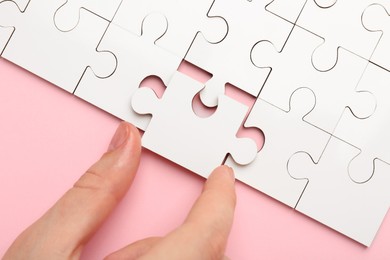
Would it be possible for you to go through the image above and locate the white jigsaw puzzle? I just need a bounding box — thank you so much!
[288,137,390,246]
[185,0,294,107]
[132,71,258,178]
[334,62,390,184]
[0,0,116,93]
[1,0,390,247]
[75,14,181,130]
[225,88,330,208]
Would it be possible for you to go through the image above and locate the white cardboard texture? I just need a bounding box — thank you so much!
[266,0,306,24]
[186,0,293,107]
[54,0,122,31]
[362,3,390,72]
[226,88,330,208]
[75,14,181,130]
[0,0,116,93]
[334,62,390,184]
[132,71,257,178]
[296,0,382,71]
[252,26,375,134]
[288,137,390,246]
[0,0,29,55]
[112,0,228,59]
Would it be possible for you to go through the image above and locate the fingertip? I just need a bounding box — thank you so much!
[108,121,141,154]
[208,165,235,183]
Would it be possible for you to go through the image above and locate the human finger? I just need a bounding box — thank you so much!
[4,122,142,259]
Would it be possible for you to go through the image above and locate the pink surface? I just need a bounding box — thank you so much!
[0,58,389,259]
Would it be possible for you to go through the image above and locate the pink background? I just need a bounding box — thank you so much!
[0,58,389,259]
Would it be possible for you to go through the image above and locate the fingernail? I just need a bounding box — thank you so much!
[227,166,235,182]
[108,122,130,152]
[222,165,235,182]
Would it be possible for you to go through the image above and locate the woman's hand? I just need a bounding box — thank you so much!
[4,122,236,260]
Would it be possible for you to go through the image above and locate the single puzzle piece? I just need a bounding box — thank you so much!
[266,0,306,24]
[75,14,181,131]
[362,3,390,72]
[0,0,116,93]
[185,0,294,107]
[225,88,330,208]
[252,26,376,134]
[0,0,29,55]
[296,0,383,71]
[288,137,390,246]
[112,0,228,59]
[54,0,122,31]
[334,62,390,184]
[132,71,257,178]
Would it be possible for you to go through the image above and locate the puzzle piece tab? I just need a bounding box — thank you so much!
[186,0,294,107]
[288,137,390,246]
[252,26,375,134]
[296,0,383,71]
[334,62,390,184]
[132,71,257,178]
[0,0,115,93]
[112,0,228,59]
[75,14,181,130]
[226,88,330,207]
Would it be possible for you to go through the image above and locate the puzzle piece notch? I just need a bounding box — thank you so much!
[252,26,375,134]
[132,71,257,178]
[226,87,330,208]
[54,0,122,31]
[186,0,293,107]
[0,0,116,93]
[112,0,228,59]
[334,62,390,184]
[288,137,390,246]
[362,3,390,71]
[75,14,181,130]
[296,0,382,71]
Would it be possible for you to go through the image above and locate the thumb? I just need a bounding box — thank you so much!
[4,122,142,260]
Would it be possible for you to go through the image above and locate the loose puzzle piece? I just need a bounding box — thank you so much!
[334,62,390,184]
[362,3,390,72]
[186,0,294,107]
[54,0,122,31]
[296,0,383,71]
[0,0,116,93]
[288,136,390,246]
[132,71,257,178]
[252,26,376,134]
[112,0,228,59]
[0,0,29,55]
[75,14,181,130]
[225,88,330,207]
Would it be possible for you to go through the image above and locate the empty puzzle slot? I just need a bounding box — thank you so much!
[139,75,166,98]
[178,60,212,83]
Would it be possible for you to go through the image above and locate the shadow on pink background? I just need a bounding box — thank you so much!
[0,58,389,259]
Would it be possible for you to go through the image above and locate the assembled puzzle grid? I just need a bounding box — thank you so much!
[1,0,389,247]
